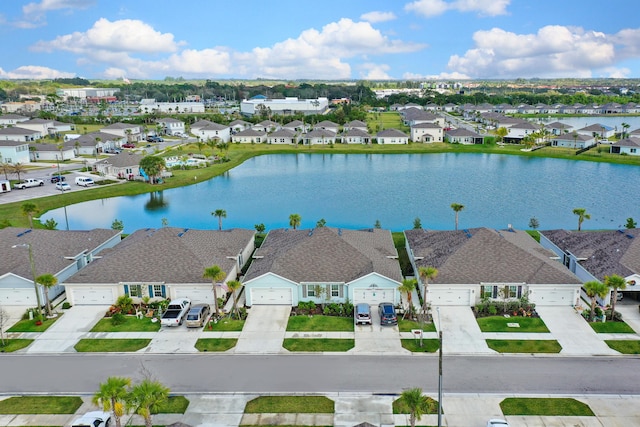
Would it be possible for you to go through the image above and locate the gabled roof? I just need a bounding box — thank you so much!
[283,120,304,128]
[342,128,371,138]
[268,128,297,138]
[345,120,367,127]
[157,118,183,124]
[445,128,482,137]
[405,228,581,285]
[1,227,121,280]
[65,227,255,284]
[0,139,29,147]
[71,131,123,145]
[611,137,640,148]
[234,128,267,137]
[315,120,339,128]
[0,127,39,135]
[244,227,402,284]
[553,133,594,142]
[304,129,335,138]
[544,121,573,130]
[95,152,144,168]
[199,122,229,131]
[578,124,614,132]
[102,122,139,130]
[541,229,640,281]
[376,128,408,138]
[190,120,215,129]
[229,119,252,127]
[411,122,441,129]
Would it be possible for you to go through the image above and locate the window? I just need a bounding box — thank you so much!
[508,285,518,298]
[331,284,340,297]
[307,286,316,297]
[481,286,493,299]
[152,284,163,297]
[128,284,142,297]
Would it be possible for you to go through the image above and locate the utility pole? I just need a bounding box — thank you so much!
[437,306,443,427]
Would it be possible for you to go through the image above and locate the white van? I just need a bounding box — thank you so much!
[75,177,95,187]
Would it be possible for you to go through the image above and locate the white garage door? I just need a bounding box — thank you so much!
[179,288,214,304]
[353,288,395,305]
[430,289,472,305]
[71,288,115,305]
[531,289,575,306]
[251,288,293,305]
[0,288,36,305]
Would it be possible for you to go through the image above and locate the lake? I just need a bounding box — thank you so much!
[45,153,640,233]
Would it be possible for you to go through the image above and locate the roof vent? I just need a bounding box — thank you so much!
[308,229,314,236]
[177,232,184,237]
[626,234,634,239]
[463,229,472,238]
[338,228,342,236]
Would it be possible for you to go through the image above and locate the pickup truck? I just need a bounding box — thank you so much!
[160,297,191,326]
[70,411,111,427]
[14,178,44,189]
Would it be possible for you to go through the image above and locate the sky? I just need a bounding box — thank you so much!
[1,0,639,81]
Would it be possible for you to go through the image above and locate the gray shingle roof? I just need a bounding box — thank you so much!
[95,152,144,168]
[244,227,402,283]
[405,228,581,284]
[65,227,254,284]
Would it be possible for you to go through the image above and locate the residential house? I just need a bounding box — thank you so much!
[231,128,267,144]
[315,120,340,134]
[550,133,596,149]
[1,101,41,114]
[301,129,337,145]
[405,227,582,307]
[253,120,280,133]
[282,120,309,134]
[29,143,76,162]
[411,122,443,143]
[539,229,640,305]
[0,227,122,306]
[341,128,371,144]
[0,127,42,142]
[267,128,298,145]
[445,128,484,145]
[101,123,143,142]
[157,118,185,136]
[69,131,125,156]
[610,138,640,156]
[376,129,409,144]
[545,121,574,136]
[0,114,29,127]
[503,121,540,143]
[195,122,231,143]
[0,140,31,164]
[229,119,253,134]
[17,118,73,136]
[94,152,145,179]
[576,124,615,139]
[242,227,403,307]
[343,120,368,133]
[63,227,255,305]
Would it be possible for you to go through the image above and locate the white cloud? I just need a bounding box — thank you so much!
[405,0,510,18]
[446,25,627,78]
[360,11,397,23]
[360,63,393,80]
[0,65,75,79]
[23,0,95,15]
[403,71,471,80]
[33,18,181,54]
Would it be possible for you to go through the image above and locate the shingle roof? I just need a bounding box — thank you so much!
[0,227,121,280]
[376,128,408,138]
[65,227,254,284]
[405,228,581,284]
[95,152,144,168]
[244,227,402,284]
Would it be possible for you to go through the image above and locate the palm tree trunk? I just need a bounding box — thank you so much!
[212,285,219,316]
[610,291,617,320]
[590,298,596,322]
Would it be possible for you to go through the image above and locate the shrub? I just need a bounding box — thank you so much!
[604,309,623,322]
[62,302,72,309]
[488,304,498,315]
[110,312,126,326]
[115,295,133,314]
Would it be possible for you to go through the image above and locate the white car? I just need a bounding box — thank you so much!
[487,419,510,427]
[71,411,111,427]
[55,182,71,191]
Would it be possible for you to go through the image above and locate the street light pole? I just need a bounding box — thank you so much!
[12,243,43,321]
[437,306,443,427]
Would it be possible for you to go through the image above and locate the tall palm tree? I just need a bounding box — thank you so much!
[203,265,226,316]
[93,376,132,427]
[398,279,416,318]
[211,209,227,230]
[418,266,438,320]
[397,387,432,427]
[572,208,591,231]
[605,274,627,320]
[584,280,610,322]
[621,122,630,139]
[35,274,57,317]
[450,203,464,231]
[21,202,39,229]
[226,280,243,319]
[127,379,170,427]
[289,213,301,230]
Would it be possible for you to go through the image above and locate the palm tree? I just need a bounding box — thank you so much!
[127,379,169,427]
[211,209,227,230]
[0,162,11,180]
[398,279,416,318]
[605,274,627,320]
[583,280,610,322]
[397,387,432,427]
[11,162,27,180]
[572,208,591,231]
[35,274,57,317]
[450,203,464,230]
[418,266,438,320]
[93,376,131,427]
[203,265,226,317]
[289,213,301,230]
[21,202,39,229]
[226,280,243,319]
[621,122,630,139]
[139,155,166,185]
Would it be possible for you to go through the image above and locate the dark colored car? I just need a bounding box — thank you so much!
[378,302,398,326]
[50,175,66,183]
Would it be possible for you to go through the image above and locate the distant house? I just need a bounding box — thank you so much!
[101,123,143,142]
[29,143,76,162]
[0,114,29,127]
[17,118,74,136]
[610,137,640,156]
[231,128,267,144]
[0,127,42,142]
[411,122,443,143]
[301,129,337,145]
[157,118,185,136]
[445,128,484,145]
[229,120,253,133]
[253,120,280,133]
[195,122,231,143]
[315,120,340,134]
[343,120,368,132]
[550,133,596,149]
[267,128,298,145]
[376,129,409,144]
[243,227,402,307]
[0,140,31,164]
[282,120,309,134]
[69,131,124,155]
[576,124,615,139]
[94,152,145,179]
[341,128,371,144]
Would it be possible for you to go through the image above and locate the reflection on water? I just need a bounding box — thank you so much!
[144,191,169,211]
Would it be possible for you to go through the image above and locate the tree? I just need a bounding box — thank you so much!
[495,127,508,143]
[21,202,39,229]
[398,279,416,318]
[139,155,166,185]
[605,274,627,320]
[35,274,58,317]
[418,266,438,321]
[625,218,637,229]
[621,122,630,139]
[93,376,131,427]
[0,162,11,180]
[450,203,464,231]
[111,219,124,231]
[226,280,243,319]
[203,265,226,317]
[374,219,381,229]
[211,209,227,230]
[413,217,422,229]
[528,217,539,230]
[583,280,610,322]
[11,162,27,180]
[43,218,58,230]
[316,218,326,227]
[254,223,265,234]
[397,388,432,427]
[289,213,301,230]
[127,379,169,427]
[572,208,591,231]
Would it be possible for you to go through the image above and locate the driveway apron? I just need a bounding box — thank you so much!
[435,306,493,354]
[352,308,406,354]
[234,305,291,354]
[144,325,202,353]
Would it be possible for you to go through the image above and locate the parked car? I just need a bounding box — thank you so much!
[70,411,111,427]
[14,178,44,189]
[50,175,65,183]
[487,419,510,427]
[354,303,372,325]
[55,182,71,191]
[185,303,210,328]
[378,302,398,326]
[75,177,95,187]
[122,143,136,148]
[160,297,191,327]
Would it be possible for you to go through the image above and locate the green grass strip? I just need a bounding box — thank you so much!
[283,338,354,352]
[590,321,636,333]
[286,315,354,332]
[400,339,440,353]
[152,396,190,414]
[0,339,34,352]
[74,338,151,352]
[0,396,83,414]
[392,396,440,414]
[500,397,594,416]
[605,340,640,354]
[244,396,334,413]
[90,317,161,332]
[195,338,237,352]
[486,339,561,353]
[477,316,549,333]
[203,318,245,331]
[398,319,437,333]
[7,317,60,333]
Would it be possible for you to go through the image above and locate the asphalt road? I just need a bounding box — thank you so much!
[2,354,639,395]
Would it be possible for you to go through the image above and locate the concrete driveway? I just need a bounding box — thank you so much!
[234,305,291,354]
[352,307,406,354]
[435,306,493,354]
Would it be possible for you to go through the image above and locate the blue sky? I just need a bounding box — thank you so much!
[1,0,639,81]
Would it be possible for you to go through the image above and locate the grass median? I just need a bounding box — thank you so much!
[244,396,334,413]
[283,338,354,352]
[477,316,549,333]
[90,316,161,332]
[590,321,636,333]
[500,397,594,416]
[286,315,354,332]
[195,338,238,352]
[203,318,245,331]
[8,316,61,333]
[0,339,34,352]
[400,338,440,353]
[604,340,640,354]
[74,338,151,352]
[0,396,83,414]
[486,339,562,353]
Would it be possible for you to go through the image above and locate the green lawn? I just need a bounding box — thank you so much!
[500,397,594,416]
[0,396,83,414]
[283,338,354,352]
[74,338,151,352]
[605,340,640,354]
[152,396,189,414]
[244,396,334,413]
[286,315,354,332]
[392,396,439,414]
[398,319,437,333]
[477,316,549,333]
[486,339,562,353]
[400,339,440,353]
[7,316,61,332]
[90,316,161,332]
[0,339,34,352]
[203,317,245,331]
[195,338,238,352]
[589,321,636,333]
